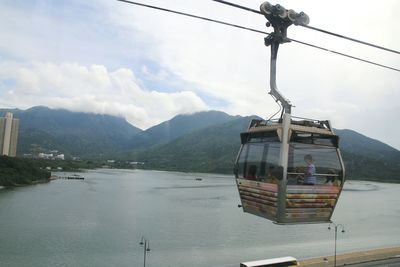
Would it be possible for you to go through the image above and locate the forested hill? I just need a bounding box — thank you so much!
[130,117,400,183]
[0,106,142,157]
[0,156,51,186]
[126,110,237,149]
[129,115,258,173]
[335,129,400,182]
[2,106,399,182]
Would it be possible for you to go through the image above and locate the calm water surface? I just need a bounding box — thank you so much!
[0,169,399,267]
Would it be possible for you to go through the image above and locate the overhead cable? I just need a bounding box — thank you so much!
[116,0,266,35]
[212,0,400,55]
[289,38,400,72]
[116,0,400,72]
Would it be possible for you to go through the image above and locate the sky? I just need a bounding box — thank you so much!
[0,0,399,149]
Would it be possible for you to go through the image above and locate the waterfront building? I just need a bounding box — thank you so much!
[0,112,19,157]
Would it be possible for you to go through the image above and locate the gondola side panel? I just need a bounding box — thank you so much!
[237,178,279,221]
[284,185,340,223]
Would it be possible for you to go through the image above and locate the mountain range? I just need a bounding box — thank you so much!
[1,106,399,182]
[1,106,141,157]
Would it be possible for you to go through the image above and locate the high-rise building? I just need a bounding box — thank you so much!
[0,112,19,157]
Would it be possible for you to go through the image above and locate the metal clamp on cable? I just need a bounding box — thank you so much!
[259,2,309,116]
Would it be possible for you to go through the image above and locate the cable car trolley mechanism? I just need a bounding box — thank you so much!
[234,2,345,224]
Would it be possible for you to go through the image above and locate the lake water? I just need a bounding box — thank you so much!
[0,169,399,267]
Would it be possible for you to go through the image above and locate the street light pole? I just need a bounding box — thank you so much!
[139,236,151,267]
[328,222,345,267]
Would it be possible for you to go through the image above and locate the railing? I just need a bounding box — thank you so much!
[287,172,339,177]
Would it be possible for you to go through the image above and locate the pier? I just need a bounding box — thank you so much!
[55,174,84,180]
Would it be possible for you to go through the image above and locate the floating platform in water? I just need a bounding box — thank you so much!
[57,174,85,180]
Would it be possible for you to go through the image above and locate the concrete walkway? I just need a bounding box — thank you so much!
[299,247,400,266]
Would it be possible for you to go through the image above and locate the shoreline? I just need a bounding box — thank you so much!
[0,178,50,188]
[299,246,400,266]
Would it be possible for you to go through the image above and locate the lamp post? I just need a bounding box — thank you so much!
[139,236,151,267]
[328,222,345,267]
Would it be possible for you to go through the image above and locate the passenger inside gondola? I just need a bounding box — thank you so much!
[266,166,278,184]
[303,154,316,185]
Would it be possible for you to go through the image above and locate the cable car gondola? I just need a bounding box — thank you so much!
[234,2,345,224]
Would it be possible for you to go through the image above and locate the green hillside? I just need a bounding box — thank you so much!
[2,106,399,183]
[336,129,400,182]
[0,106,142,158]
[131,117,400,183]
[130,116,255,173]
[127,110,236,149]
[0,156,51,186]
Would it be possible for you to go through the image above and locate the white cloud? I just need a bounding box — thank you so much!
[0,61,208,129]
[108,0,400,148]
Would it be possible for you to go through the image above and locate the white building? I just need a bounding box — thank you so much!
[0,112,19,157]
[38,153,54,159]
[38,152,65,160]
[55,154,65,160]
